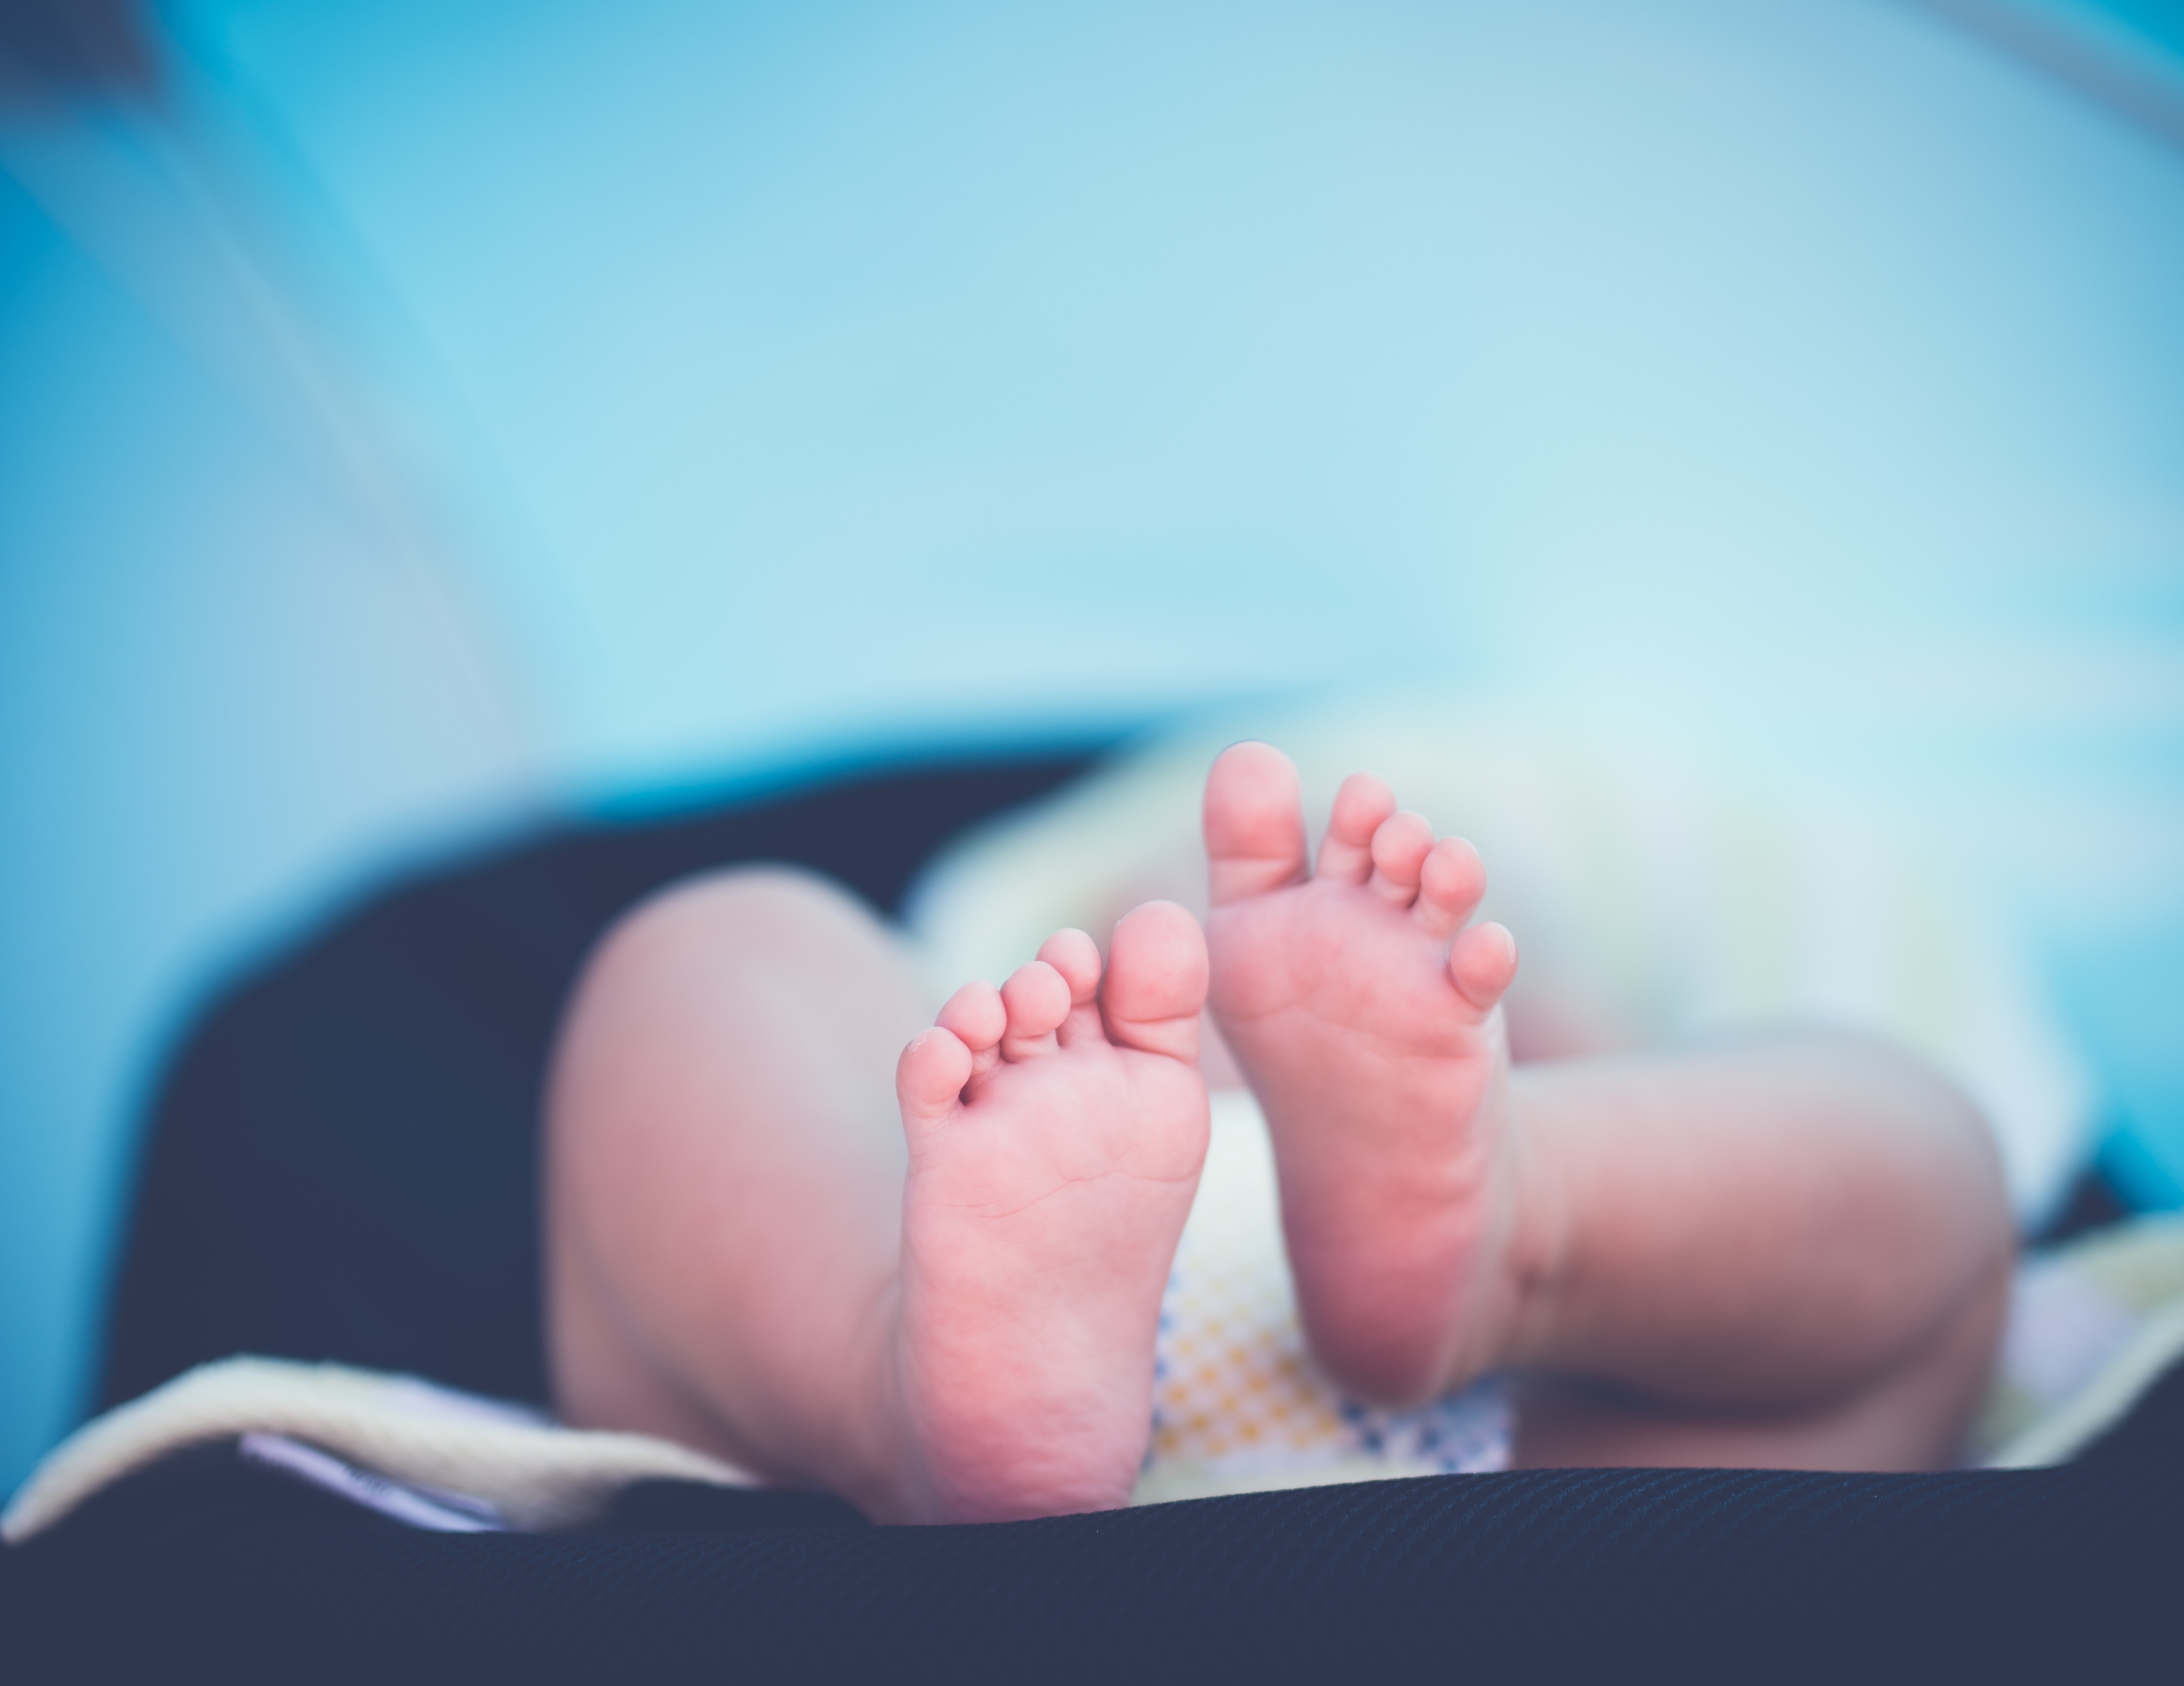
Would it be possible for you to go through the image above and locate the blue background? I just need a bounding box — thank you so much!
[4,0,2182,1496]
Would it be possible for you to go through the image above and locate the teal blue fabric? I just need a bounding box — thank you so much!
[2060,0,2184,58]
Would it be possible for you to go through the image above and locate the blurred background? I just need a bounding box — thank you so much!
[2,0,2180,1497]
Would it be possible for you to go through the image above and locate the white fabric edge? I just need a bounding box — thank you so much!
[2,1355,755,1545]
[1987,1297,2184,1469]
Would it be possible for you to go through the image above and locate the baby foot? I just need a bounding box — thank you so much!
[1203,742,1522,1407]
[891,902,1210,1522]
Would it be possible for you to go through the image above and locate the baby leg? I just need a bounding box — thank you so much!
[1502,1036,2014,1470]
[546,867,1210,1522]
[1204,742,2013,1468]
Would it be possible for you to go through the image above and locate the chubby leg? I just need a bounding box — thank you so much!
[546,867,1210,1523]
[1501,1035,2012,1469]
[1204,742,2012,1469]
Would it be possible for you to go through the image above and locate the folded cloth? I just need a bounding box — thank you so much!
[1979,1215,2184,1467]
[1,1356,753,1545]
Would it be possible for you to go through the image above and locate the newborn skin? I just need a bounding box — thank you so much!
[546,875,1209,1524]
[1203,742,1523,1406]
[547,749,2014,1523]
[892,908,1209,1520]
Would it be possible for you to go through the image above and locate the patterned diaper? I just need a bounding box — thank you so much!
[1132,1090,1511,1505]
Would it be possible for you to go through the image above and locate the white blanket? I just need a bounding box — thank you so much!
[1,1357,752,1545]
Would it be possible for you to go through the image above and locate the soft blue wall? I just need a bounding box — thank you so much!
[0,161,537,1494]
[3,0,2181,1497]
[2047,0,2184,56]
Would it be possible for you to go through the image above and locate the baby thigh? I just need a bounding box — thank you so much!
[544,866,935,1491]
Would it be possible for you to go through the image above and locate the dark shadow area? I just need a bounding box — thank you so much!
[0,0,159,107]
[7,1412,2178,1683]
[2031,1155,2139,1248]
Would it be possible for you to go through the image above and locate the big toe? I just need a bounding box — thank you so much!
[1204,742,1308,906]
[1102,901,1209,1061]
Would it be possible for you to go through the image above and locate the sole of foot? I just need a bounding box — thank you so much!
[891,900,1210,1522]
[1202,741,1522,1408]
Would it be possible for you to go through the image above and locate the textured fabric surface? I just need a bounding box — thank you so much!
[97,752,1104,1414]
[5,1421,2178,1684]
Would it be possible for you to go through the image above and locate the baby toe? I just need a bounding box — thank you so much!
[897,1028,974,1134]
[1036,928,1106,1045]
[938,980,1007,1078]
[1000,960,1072,1060]
[1102,901,1209,1062]
[1449,921,1519,1012]
[1367,810,1434,905]
[1316,773,1397,885]
[1205,742,1310,905]
[1414,836,1487,938]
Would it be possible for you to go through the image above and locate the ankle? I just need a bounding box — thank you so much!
[831,1277,937,1523]
[1486,1080,1576,1373]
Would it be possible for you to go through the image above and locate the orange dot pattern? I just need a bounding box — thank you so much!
[1145,1094,1512,1481]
